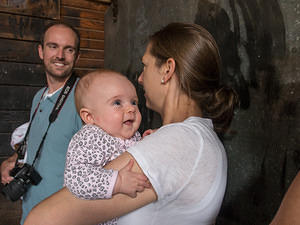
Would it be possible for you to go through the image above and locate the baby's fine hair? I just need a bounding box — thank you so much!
[74,69,124,114]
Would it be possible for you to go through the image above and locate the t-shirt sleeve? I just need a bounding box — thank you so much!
[64,126,118,200]
[128,123,203,205]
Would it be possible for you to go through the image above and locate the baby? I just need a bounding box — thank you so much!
[64,69,149,225]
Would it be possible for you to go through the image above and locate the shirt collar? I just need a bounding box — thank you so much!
[43,87,62,100]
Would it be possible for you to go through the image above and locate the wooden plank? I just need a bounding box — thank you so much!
[0,62,45,86]
[0,0,60,19]
[62,16,104,31]
[0,188,22,225]
[80,39,104,50]
[0,13,49,41]
[0,110,29,156]
[61,6,105,20]
[90,0,111,3]
[0,134,15,156]
[74,68,96,77]
[0,39,40,63]
[80,49,104,59]
[76,58,104,68]
[0,86,41,110]
[62,0,109,12]
[0,111,30,133]
[78,29,104,40]
[0,39,103,63]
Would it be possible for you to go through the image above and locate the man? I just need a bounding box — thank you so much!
[0,22,82,224]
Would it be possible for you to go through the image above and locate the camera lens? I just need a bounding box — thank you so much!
[1,164,42,202]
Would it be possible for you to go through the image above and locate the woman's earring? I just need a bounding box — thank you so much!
[161,78,165,84]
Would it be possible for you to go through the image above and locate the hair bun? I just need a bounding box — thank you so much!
[210,86,239,134]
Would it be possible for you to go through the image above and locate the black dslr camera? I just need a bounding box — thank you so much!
[2,163,42,201]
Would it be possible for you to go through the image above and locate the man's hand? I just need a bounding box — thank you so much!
[113,159,151,197]
[1,153,17,184]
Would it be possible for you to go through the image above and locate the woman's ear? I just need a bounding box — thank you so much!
[79,108,94,124]
[161,58,176,83]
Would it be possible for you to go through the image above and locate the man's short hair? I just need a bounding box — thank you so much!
[39,22,81,55]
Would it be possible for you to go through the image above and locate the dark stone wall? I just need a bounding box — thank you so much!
[104,0,300,225]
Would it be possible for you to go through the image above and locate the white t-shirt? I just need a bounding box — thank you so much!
[118,117,227,225]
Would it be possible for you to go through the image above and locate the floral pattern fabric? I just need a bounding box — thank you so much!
[64,124,141,225]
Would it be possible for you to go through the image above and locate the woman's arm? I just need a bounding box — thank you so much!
[24,152,157,225]
[270,172,300,225]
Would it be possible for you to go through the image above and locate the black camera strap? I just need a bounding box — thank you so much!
[30,74,77,167]
[13,74,77,167]
[15,88,47,160]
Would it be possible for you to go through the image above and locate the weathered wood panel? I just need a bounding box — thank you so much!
[0,86,41,110]
[0,193,21,225]
[0,0,60,19]
[75,68,96,77]
[0,13,48,41]
[0,110,30,157]
[62,0,109,11]
[0,111,30,133]
[62,16,104,31]
[80,39,104,50]
[90,0,111,3]
[0,39,40,63]
[0,62,45,86]
[62,6,105,20]
[0,39,104,64]
[78,29,105,40]
[80,49,104,59]
[0,134,15,156]
[76,58,104,68]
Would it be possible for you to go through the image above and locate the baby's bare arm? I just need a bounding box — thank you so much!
[113,159,151,197]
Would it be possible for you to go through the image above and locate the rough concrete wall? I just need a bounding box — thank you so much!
[104,1,300,225]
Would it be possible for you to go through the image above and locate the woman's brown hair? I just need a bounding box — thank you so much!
[149,23,239,134]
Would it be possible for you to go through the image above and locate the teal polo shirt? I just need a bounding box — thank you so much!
[20,81,82,224]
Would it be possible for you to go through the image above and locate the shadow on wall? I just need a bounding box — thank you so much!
[195,0,286,110]
[194,1,300,225]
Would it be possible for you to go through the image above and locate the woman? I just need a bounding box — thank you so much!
[24,22,238,225]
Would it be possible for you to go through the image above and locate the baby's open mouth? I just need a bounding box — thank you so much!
[123,119,134,125]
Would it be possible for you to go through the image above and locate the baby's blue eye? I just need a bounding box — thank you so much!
[113,100,121,106]
[131,100,137,105]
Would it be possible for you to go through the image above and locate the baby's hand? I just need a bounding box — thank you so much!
[113,159,151,198]
[142,129,157,138]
